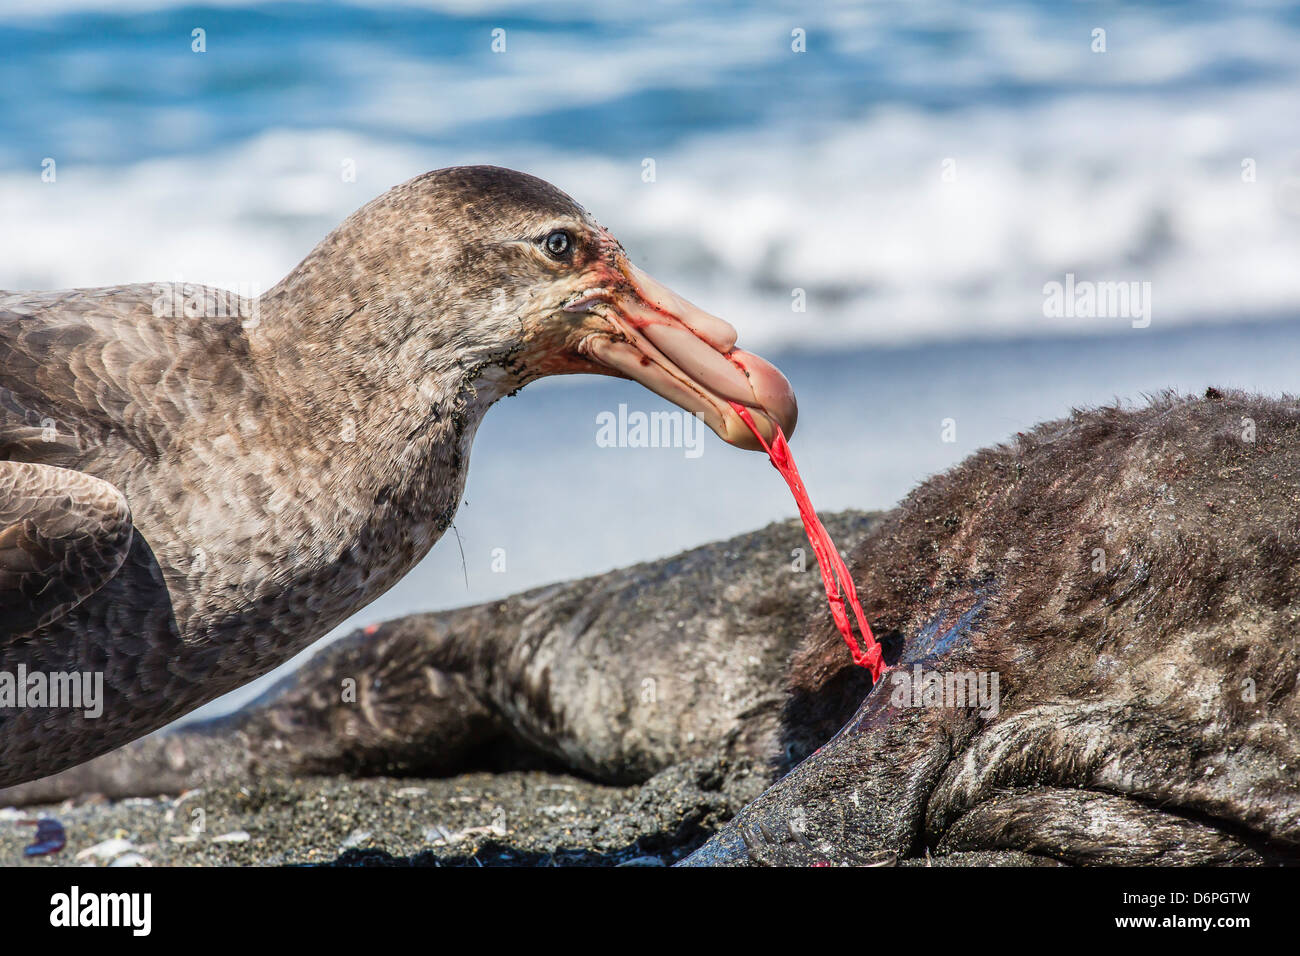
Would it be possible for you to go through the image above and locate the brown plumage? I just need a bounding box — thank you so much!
[0,165,797,787]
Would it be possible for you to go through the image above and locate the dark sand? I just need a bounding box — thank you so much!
[2,757,765,867]
[3,761,1042,867]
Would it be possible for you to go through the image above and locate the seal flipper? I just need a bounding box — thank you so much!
[679,688,979,866]
[681,595,993,867]
[0,618,513,806]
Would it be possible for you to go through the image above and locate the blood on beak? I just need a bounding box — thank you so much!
[575,262,797,451]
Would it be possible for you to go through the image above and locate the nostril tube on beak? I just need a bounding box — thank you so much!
[625,263,738,353]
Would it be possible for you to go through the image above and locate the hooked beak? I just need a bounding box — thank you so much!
[571,261,797,451]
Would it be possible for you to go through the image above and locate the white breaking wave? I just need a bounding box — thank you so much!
[4,88,1297,351]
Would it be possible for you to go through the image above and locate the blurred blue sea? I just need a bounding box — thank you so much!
[0,0,1296,712]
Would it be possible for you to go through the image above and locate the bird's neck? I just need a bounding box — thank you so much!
[195,285,524,652]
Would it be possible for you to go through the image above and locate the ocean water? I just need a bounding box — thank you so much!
[2,0,1299,343]
[0,0,1297,713]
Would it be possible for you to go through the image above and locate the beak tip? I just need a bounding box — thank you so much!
[728,348,798,445]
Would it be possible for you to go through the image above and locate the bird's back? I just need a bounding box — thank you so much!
[0,285,273,785]
[0,285,257,482]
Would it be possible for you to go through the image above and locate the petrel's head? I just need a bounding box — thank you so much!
[316,165,797,450]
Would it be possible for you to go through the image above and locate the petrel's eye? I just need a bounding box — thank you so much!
[544,230,572,259]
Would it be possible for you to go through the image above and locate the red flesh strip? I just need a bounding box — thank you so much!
[729,401,886,682]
